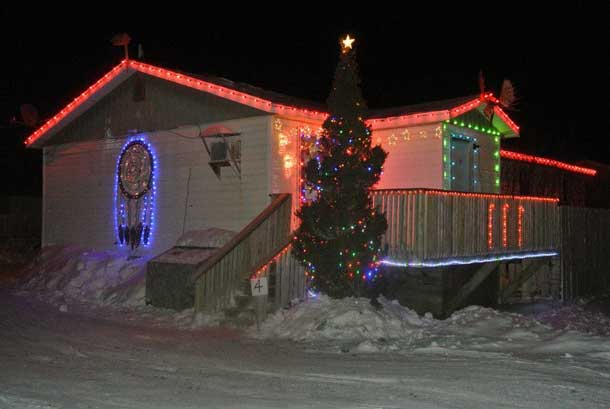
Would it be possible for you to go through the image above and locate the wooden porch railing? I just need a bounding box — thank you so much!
[191,194,292,312]
[250,237,306,309]
[371,189,560,261]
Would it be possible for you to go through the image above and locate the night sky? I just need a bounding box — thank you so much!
[2,4,607,196]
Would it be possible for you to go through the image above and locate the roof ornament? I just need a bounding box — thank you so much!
[111,33,131,60]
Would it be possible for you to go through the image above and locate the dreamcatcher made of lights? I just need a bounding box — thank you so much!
[115,138,156,249]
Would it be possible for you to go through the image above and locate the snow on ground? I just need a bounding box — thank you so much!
[4,246,610,407]
[18,244,149,307]
[15,244,229,330]
[254,295,610,359]
[2,290,610,409]
[534,302,610,337]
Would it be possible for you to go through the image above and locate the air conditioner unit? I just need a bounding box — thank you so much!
[200,125,241,179]
[210,141,229,163]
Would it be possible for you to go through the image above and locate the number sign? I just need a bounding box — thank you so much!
[250,277,268,296]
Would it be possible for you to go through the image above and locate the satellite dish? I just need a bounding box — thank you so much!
[499,79,518,110]
[20,104,39,128]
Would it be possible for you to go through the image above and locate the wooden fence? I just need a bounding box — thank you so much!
[561,206,610,300]
[191,194,292,312]
[371,189,560,261]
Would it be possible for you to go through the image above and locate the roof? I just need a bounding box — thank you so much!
[24,59,520,147]
[367,95,480,119]
[501,150,597,176]
[185,72,327,113]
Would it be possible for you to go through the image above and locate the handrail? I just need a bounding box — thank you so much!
[191,193,291,282]
[249,235,293,279]
[371,188,559,203]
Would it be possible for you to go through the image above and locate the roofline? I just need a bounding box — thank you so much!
[500,150,597,176]
[25,60,520,147]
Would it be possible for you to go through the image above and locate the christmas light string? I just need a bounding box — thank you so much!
[380,250,558,268]
[518,205,525,248]
[26,61,521,146]
[114,135,157,248]
[500,150,597,176]
[502,203,510,248]
[488,203,496,249]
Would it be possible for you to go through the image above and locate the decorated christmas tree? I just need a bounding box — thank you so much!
[293,35,388,298]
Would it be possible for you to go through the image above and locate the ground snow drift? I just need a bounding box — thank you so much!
[254,296,610,356]
[254,295,431,345]
[16,245,226,329]
[15,244,610,358]
[19,245,148,306]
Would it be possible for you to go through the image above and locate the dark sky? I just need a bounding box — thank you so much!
[2,3,607,195]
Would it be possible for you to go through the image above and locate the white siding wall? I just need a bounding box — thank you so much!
[374,124,444,189]
[43,116,271,256]
[269,116,322,229]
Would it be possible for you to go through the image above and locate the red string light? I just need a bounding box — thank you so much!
[26,59,522,147]
[502,203,510,248]
[251,242,293,279]
[129,61,327,121]
[488,203,495,249]
[371,189,559,203]
[25,60,130,146]
[493,105,520,134]
[501,150,597,176]
[518,205,525,249]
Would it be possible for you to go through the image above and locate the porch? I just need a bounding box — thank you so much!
[371,189,561,317]
[371,188,560,265]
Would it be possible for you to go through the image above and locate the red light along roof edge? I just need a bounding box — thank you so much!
[500,150,597,176]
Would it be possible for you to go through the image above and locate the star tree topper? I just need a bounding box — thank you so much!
[341,35,355,53]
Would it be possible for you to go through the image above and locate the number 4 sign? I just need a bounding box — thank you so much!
[250,277,268,296]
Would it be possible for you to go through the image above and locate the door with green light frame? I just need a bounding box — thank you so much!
[451,138,473,192]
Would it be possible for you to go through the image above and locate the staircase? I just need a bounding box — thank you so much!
[191,194,305,314]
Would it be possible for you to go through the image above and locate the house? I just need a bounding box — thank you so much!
[26,59,608,317]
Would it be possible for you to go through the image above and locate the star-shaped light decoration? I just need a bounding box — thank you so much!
[341,35,355,53]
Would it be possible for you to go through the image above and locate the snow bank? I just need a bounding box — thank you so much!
[16,241,228,329]
[17,229,235,309]
[253,297,610,357]
[19,244,148,306]
[534,303,610,337]
[14,242,610,359]
[254,295,430,349]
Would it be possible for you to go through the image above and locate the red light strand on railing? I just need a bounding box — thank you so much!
[502,203,510,248]
[501,150,597,176]
[251,242,293,279]
[370,189,559,203]
[488,203,496,249]
[518,205,525,249]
